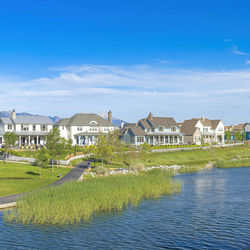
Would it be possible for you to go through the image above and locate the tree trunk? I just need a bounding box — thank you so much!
[102,158,103,167]
[40,166,42,179]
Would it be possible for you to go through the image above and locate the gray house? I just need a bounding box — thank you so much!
[121,113,183,146]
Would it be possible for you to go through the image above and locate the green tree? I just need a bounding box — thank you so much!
[234,130,242,142]
[242,131,246,141]
[140,142,151,155]
[95,135,113,166]
[3,131,18,164]
[225,129,232,141]
[46,127,62,172]
[36,148,49,179]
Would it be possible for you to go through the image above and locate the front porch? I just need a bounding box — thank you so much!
[145,134,183,146]
[18,135,47,147]
[75,132,101,146]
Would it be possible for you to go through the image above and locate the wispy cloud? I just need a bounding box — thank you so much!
[224,38,232,42]
[232,44,250,56]
[1,64,250,124]
[246,60,250,65]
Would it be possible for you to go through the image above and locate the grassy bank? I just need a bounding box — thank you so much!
[214,158,250,168]
[92,145,250,169]
[0,162,71,197]
[5,169,180,225]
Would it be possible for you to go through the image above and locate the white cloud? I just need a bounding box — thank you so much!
[246,60,250,65]
[232,44,250,56]
[1,64,250,124]
[224,38,232,42]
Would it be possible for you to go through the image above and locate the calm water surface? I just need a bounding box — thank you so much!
[1,167,250,249]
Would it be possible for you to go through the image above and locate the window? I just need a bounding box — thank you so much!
[218,127,223,132]
[171,126,177,132]
[77,126,82,131]
[21,124,29,131]
[41,125,48,131]
[33,125,36,131]
[203,128,209,132]
[160,136,164,143]
[159,127,164,132]
[7,124,12,130]
[90,127,98,132]
[151,128,155,132]
[137,136,144,143]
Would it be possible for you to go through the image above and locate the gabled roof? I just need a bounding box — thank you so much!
[180,119,200,135]
[231,123,245,131]
[12,116,53,125]
[55,118,69,126]
[120,123,137,135]
[128,126,145,136]
[59,113,115,127]
[147,117,178,128]
[0,117,12,124]
[192,118,222,130]
[138,119,151,129]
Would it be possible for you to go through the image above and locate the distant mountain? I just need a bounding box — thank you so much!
[98,113,125,127]
[0,111,60,123]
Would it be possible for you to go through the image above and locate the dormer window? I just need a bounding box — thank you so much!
[7,124,12,130]
[89,121,97,125]
[33,125,36,131]
[159,127,164,132]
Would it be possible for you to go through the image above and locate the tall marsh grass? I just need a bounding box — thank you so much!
[5,169,180,225]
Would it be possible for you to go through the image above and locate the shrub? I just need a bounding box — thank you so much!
[94,166,107,175]
[129,163,145,172]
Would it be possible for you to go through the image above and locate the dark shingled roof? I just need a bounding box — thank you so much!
[120,123,137,135]
[138,119,151,129]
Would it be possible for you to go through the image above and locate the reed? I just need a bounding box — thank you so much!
[5,169,180,225]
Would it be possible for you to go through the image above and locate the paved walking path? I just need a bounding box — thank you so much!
[0,161,89,208]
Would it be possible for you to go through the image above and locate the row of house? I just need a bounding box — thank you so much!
[120,113,225,146]
[225,123,250,141]
[0,110,116,147]
[0,109,225,148]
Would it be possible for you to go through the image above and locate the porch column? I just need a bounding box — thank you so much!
[36,136,39,146]
[28,136,30,145]
[19,136,21,147]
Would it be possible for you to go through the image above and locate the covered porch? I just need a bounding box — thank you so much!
[145,133,183,146]
[75,132,101,146]
[16,132,48,147]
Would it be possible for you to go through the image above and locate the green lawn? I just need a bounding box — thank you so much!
[0,161,71,197]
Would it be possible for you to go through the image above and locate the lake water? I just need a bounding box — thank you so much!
[1,167,250,249]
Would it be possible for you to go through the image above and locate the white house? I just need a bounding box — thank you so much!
[0,110,53,147]
[55,111,117,146]
[121,113,184,146]
[180,116,225,145]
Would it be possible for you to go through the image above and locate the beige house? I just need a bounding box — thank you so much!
[181,117,225,145]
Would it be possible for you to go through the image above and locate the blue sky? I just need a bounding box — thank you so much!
[0,0,250,124]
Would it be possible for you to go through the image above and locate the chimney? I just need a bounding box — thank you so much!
[148,112,153,120]
[108,110,112,124]
[12,109,16,119]
[202,115,205,122]
[121,120,124,129]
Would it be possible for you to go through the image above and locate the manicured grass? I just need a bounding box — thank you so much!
[0,161,71,197]
[5,169,180,225]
